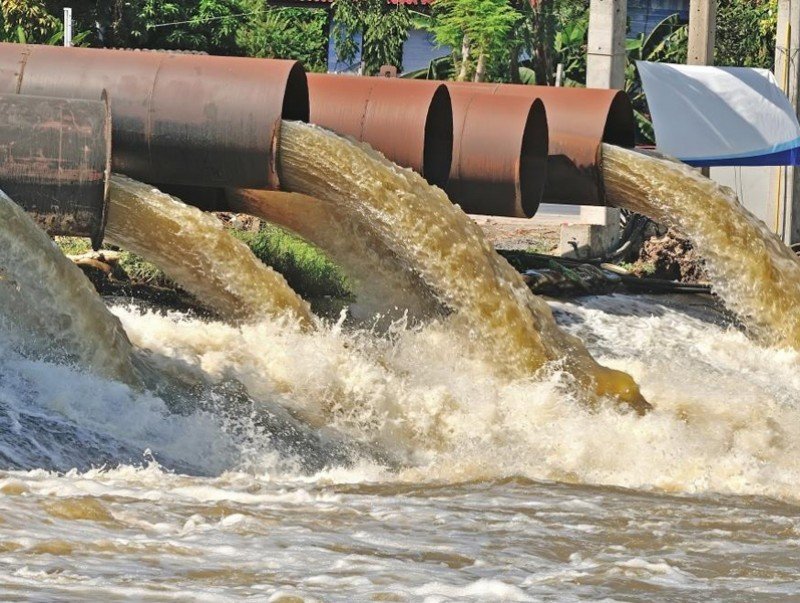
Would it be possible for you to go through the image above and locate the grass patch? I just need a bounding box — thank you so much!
[116,251,169,285]
[56,223,352,301]
[525,242,556,255]
[618,260,656,276]
[55,237,169,285]
[230,225,351,299]
[55,237,92,256]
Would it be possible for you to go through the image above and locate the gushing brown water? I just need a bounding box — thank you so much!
[277,121,649,413]
[105,175,314,328]
[0,190,138,384]
[603,144,800,348]
[227,189,441,321]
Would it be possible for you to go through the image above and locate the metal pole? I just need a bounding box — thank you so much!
[555,63,564,87]
[63,8,73,47]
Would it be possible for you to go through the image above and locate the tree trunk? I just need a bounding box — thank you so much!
[509,43,521,83]
[457,35,470,81]
[530,0,555,85]
[474,52,487,82]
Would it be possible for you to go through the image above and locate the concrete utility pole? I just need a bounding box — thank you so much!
[586,0,627,89]
[775,0,800,242]
[687,0,717,66]
[558,0,626,257]
[687,0,716,177]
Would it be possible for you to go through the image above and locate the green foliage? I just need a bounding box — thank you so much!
[415,0,585,84]
[332,0,411,75]
[56,226,351,300]
[715,0,777,68]
[106,0,246,54]
[1,0,59,43]
[116,251,168,285]
[401,53,455,80]
[429,0,521,81]
[236,6,328,71]
[54,236,169,285]
[230,226,351,299]
[3,1,329,69]
[518,66,537,84]
[55,236,92,256]
[552,7,589,86]
[625,14,689,143]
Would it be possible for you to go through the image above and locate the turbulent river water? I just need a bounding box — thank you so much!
[2,297,800,601]
[1,122,800,599]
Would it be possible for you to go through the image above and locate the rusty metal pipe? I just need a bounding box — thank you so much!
[448,83,635,206]
[0,93,110,247]
[445,87,548,217]
[308,74,453,187]
[0,43,308,190]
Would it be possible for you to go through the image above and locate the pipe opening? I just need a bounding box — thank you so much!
[601,90,636,147]
[282,62,310,122]
[422,85,453,188]
[518,98,548,217]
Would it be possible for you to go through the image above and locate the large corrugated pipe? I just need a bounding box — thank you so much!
[0,43,308,190]
[0,93,111,248]
[307,74,453,188]
[448,83,635,206]
[445,85,548,218]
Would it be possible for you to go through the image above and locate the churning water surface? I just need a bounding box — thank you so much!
[0,295,799,601]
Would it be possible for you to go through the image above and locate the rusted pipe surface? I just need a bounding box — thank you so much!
[0,93,110,247]
[0,43,308,190]
[449,82,634,205]
[308,74,452,187]
[445,85,548,217]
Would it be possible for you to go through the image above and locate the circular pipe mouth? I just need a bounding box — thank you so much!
[282,62,310,122]
[422,85,453,188]
[602,90,636,147]
[518,98,548,217]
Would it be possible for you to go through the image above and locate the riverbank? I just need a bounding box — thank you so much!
[59,212,709,311]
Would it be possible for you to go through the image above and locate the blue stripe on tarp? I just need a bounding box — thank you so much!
[674,135,800,166]
[685,146,800,167]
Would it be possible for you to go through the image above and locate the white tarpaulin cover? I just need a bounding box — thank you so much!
[637,61,800,166]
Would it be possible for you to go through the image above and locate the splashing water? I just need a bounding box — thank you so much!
[603,144,800,348]
[111,297,800,501]
[277,121,649,412]
[227,188,441,322]
[106,175,314,328]
[0,189,138,384]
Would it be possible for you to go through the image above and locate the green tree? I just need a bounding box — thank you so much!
[2,0,60,43]
[332,0,411,75]
[7,0,330,68]
[715,0,777,69]
[625,14,688,142]
[237,6,328,71]
[549,0,589,85]
[429,0,521,81]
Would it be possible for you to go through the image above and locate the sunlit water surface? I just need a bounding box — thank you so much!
[0,295,798,601]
